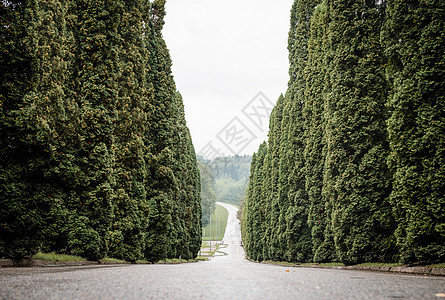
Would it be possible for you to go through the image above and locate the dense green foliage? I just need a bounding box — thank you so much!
[382,0,445,264]
[197,160,216,227]
[304,2,332,263]
[323,0,395,265]
[241,142,267,261]
[241,0,444,265]
[0,0,201,261]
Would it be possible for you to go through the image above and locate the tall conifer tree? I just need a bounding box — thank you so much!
[169,92,201,259]
[241,142,268,261]
[0,0,48,258]
[304,1,333,263]
[382,0,445,264]
[280,0,317,262]
[106,0,151,262]
[66,0,128,260]
[144,0,203,261]
[261,95,285,261]
[0,0,84,257]
[323,0,395,264]
[143,0,174,261]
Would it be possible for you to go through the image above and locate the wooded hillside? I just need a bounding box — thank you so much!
[199,155,251,206]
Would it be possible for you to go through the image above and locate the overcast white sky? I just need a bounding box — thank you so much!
[163,1,293,159]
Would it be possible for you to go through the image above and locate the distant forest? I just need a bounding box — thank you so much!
[0,0,201,262]
[198,155,251,225]
[241,0,444,265]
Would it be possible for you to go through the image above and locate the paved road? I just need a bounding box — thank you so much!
[1,203,444,300]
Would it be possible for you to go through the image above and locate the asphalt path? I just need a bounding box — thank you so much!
[1,202,444,300]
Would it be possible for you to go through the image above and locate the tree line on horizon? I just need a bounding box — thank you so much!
[198,155,251,207]
[241,0,444,265]
[0,0,201,262]
[197,155,251,227]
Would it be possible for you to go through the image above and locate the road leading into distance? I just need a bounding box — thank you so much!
[1,203,444,299]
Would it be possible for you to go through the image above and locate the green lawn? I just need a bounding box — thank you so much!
[32,252,86,262]
[202,204,228,241]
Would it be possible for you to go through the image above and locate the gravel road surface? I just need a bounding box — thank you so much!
[1,202,444,300]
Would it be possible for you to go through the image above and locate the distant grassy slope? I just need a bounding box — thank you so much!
[202,204,228,241]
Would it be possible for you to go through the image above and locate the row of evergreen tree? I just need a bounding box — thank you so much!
[241,0,444,265]
[0,0,201,261]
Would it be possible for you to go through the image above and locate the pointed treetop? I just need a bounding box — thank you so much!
[151,0,166,31]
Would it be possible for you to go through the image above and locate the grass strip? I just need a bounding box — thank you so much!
[195,256,209,261]
[357,262,402,267]
[32,252,86,262]
[202,204,228,241]
[101,257,126,263]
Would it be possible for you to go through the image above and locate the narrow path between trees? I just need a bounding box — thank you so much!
[212,202,245,262]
